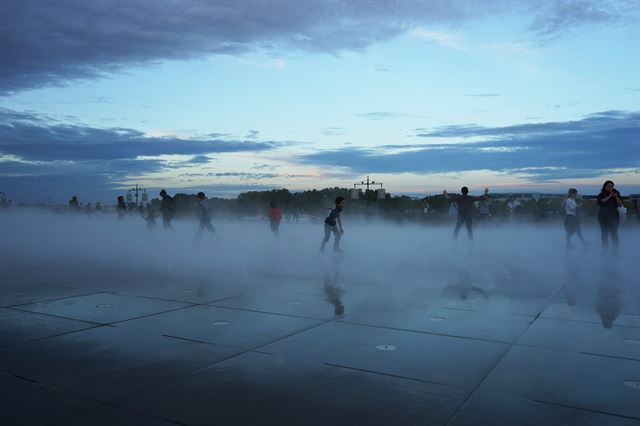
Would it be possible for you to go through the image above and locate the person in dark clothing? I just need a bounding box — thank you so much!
[443,186,489,240]
[268,201,282,236]
[597,180,623,252]
[69,196,80,211]
[195,191,215,239]
[159,189,176,231]
[320,196,345,252]
[116,196,127,219]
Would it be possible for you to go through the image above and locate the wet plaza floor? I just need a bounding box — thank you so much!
[1,263,639,426]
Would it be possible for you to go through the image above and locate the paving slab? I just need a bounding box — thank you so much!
[0,373,100,426]
[119,304,323,349]
[16,292,191,324]
[0,281,93,307]
[49,404,178,426]
[262,321,509,389]
[518,317,640,360]
[480,345,640,419]
[450,391,640,426]
[0,308,97,348]
[0,323,236,401]
[343,306,534,343]
[117,351,467,426]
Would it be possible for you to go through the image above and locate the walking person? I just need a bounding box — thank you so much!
[443,187,489,240]
[320,197,345,252]
[597,180,623,252]
[268,201,282,236]
[563,188,588,249]
[159,189,176,231]
[195,192,215,239]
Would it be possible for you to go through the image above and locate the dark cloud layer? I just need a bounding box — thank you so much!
[1,0,634,93]
[0,109,281,200]
[0,109,277,162]
[302,111,640,181]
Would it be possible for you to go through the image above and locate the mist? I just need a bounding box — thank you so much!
[1,208,637,328]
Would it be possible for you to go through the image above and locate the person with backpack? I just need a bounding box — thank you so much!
[320,196,345,252]
[159,189,176,231]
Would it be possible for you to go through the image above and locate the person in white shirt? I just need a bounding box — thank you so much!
[506,195,521,221]
[195,191,216,240]
[563,188,588,249]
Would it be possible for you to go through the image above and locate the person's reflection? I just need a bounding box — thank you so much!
[596,272,622,329]
[323,251,344,316]
[443,243,487,302]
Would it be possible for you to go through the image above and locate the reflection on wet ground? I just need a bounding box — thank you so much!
[0,256,638,426]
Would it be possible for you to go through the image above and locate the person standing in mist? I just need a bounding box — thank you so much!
[159,189,176,231]
[443,187,489,240]
[195,192,215,239]
[69,195,80,211]
[597,180,623,252]
[116,196,127,219]
[268,201,282,236]
[320,196,345,252]
[563,188,588,249]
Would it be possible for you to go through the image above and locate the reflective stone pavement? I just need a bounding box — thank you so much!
[1,263,639,426]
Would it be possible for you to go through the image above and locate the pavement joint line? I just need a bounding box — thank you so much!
[444,291,555,426]
[337,319,513,345]
[440,306,543,319]
[161,334,234,349]
[323,362,471,395]
[511,343,640,362]
[106,314,339,404]
[105,304,199,326]
[7,307,107,326]
[0,324,105,350]
[534,314,640,329]
[0,370,104,405]
[528,397,640,421]
[108,291,246,306]
[4,290,106,308]
[203,303,333,321]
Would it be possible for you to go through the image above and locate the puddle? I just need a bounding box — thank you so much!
[623,380,640,390]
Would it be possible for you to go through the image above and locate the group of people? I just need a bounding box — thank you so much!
[316,180,628,254]
[67,180,628,254]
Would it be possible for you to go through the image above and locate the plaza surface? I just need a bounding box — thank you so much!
[1,252,639,425]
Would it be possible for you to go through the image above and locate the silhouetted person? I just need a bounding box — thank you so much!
[597,180,623,252]
[145,203,157,231]
[443,187,488,240]
[563,188,588,249]
[195,192,215,239]
[95,202,102,212]
[268,201,282,236]
[116,196,126,219]
[84,202,93,216]
[320,196,345,252]
[69,196,80,211]
[159,189,176,231]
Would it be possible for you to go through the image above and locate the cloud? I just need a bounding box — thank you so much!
[0,109,287,200]
[0,109,278,162]
[1,0,634,93]
[409,28,464,49]
[357,112,407,121]
[301,110,640,182]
